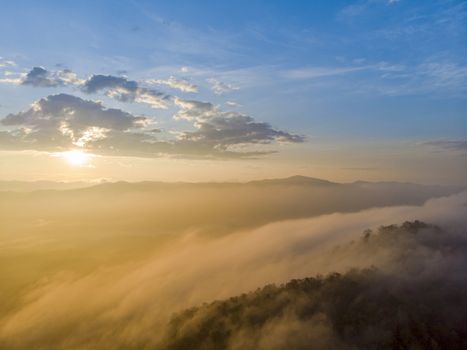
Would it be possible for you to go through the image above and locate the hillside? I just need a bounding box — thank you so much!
[162,221,467,350]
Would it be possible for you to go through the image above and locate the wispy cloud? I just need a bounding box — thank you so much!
[367,59,467,96]
[0,57,16,68]
[207,78,239,95]
[146,76,198,93]
[421,139,467,155]
[0,77,22,85]
[283,66,370,80]
[338,0,402,19]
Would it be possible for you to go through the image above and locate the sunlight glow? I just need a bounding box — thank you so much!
[61,150,90,167]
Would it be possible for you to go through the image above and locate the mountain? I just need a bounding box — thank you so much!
[0,176,462,237]
[0,180,94,192]
[247,175,339,186]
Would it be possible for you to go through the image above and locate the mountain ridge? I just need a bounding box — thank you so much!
[0,175,463,193]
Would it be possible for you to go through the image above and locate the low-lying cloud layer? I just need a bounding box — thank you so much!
[165,225,467,349]
[0,189,465,349]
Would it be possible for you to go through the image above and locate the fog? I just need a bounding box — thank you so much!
[0,179,465,349]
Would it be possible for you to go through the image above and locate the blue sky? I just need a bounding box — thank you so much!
[0,0,466,183]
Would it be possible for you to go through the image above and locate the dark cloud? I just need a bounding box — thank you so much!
[21,67,82,87]
[82,75,138,94]
[82,75,170,109]
[180,114,304,146]
[22,67,57,87]
[174,98,305,150]
[19,69,170,108]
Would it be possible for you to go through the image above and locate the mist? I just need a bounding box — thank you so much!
[0,182,465,349]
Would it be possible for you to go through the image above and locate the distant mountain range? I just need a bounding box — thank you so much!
[0,175,462,193]
[1,176,463,237]
[0,180,94,192]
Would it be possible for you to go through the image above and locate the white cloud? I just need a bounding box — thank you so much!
[0,77,22,85]
[0,57,16,68]
[226,101,241,107]
[207,78,239,94]
[146,76,198,93]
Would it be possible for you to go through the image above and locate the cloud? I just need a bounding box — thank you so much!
[82,74,170,109]
[0,94,148,151]
[422,139,467,154]
[146,76,198,93]
[283,66,370,80]
[0,77,22,85]
[0,94,304,158]
[226,101,241,107]
[21,67,83,87]
[291,59,467,97]
[0,57,16,68]
[337,2,369,18]
[179,114,304,146]
[338,0,401,19]
[174,98,305,151]
[417,61,467,92]
[207,78,239,94]
[0,70,25,85]
[10,68,190,105]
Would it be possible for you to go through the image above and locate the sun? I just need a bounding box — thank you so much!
[61,150,90,166]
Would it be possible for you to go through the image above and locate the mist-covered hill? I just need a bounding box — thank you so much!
[162,222,467,350]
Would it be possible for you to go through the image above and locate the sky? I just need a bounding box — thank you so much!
[0,0,466,184]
